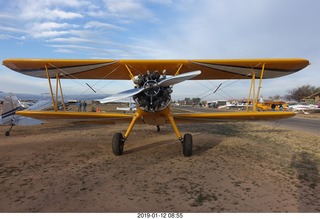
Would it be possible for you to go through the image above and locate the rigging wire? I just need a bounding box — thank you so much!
[46,63,121,100]
[195,72,252,101]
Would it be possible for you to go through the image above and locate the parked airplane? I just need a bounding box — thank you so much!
[1,94,55,136]
[256,101,289,111]
[288,102,320,114]
[116,100,137,113]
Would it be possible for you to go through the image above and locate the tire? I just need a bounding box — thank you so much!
[112,133,124,156]
[5,131,10,136]
[183,133,193,157]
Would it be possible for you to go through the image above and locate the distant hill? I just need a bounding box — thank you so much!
[0,92,107,102]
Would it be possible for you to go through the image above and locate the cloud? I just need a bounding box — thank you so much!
[14,2,83,21]
[104,0,154,21]
[84,21,126,31]
[0,25,26,34]
[31,22,72,31]
[47,37,95,44]
[31,30,70,39]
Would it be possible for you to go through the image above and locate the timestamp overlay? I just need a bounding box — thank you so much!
[135,213,231,219]
[137,213,183,219]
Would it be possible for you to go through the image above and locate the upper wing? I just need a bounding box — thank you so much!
[2,58,309,80]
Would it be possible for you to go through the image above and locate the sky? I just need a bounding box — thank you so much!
[0,0,319,101]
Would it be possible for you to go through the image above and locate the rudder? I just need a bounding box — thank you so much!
[1,94,25,126]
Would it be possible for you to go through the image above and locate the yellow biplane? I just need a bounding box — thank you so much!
[2,58,309,156]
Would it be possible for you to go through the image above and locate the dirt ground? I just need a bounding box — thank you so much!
[0,105,320,212]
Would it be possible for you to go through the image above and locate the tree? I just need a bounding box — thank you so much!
[192,98,201,105]
[268,94,282,100]
[183,97,201,105]
[184,98,192,105]
[285,85,320,101]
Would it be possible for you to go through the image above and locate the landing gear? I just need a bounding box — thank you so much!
[110,108,193,157]
[5,124,14,137]
[182,133,193,157]
[112,133,125,156]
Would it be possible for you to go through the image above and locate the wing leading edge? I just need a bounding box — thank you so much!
[16,110,133,124]
[2,58,309,80]
[173,111,296,123]
[16,110,295,125]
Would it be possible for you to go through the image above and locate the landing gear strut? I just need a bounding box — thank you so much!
[110,108,194,157]
[5,124,14,137]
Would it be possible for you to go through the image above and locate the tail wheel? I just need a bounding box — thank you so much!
[183,133,193,157]
[112,133,125,156]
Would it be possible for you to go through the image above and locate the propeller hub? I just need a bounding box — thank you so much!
[143,80,160,97]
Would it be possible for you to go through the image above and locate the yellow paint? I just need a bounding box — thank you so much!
[3,58,310,80]
[173,111,295,121]
[16,110,133,120]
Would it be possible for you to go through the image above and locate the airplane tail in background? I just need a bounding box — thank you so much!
[1,94,25,126]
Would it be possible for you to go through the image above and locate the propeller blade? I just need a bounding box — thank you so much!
[158,70,201,87]
[97,88,143,103]
[97,71,201,103]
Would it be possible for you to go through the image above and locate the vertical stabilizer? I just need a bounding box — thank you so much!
[1,94,25,126]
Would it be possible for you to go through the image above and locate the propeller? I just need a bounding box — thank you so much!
[97,70,201,104]
[158,70,201,86]
[98,88,144,103]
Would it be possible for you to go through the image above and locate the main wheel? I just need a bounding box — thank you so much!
[5,131,10,136]
[182,133,193,157]
[112,133,124,156]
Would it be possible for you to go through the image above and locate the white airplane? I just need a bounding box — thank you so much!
[114,98,137,113]
[1,94,53,136]
[117,103,136,113]
[288,102,320,114]
[217,102,247,110]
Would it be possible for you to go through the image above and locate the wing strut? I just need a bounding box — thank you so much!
[56,72,67,111]
[45,65,66,112]
[256,63,265,105]
[45,65,57,111]
[246,63,265,112]
[125,64,135,80]
[174,64,183,76]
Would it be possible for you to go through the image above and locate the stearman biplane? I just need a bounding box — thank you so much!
[2,58,309,156]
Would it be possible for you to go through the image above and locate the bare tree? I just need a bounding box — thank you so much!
[268,94,283,100]
[285,85,320,101]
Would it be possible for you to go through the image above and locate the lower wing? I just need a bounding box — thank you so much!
[16,110,133,124]
[173,111,295,123]
[16,110,295,125]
